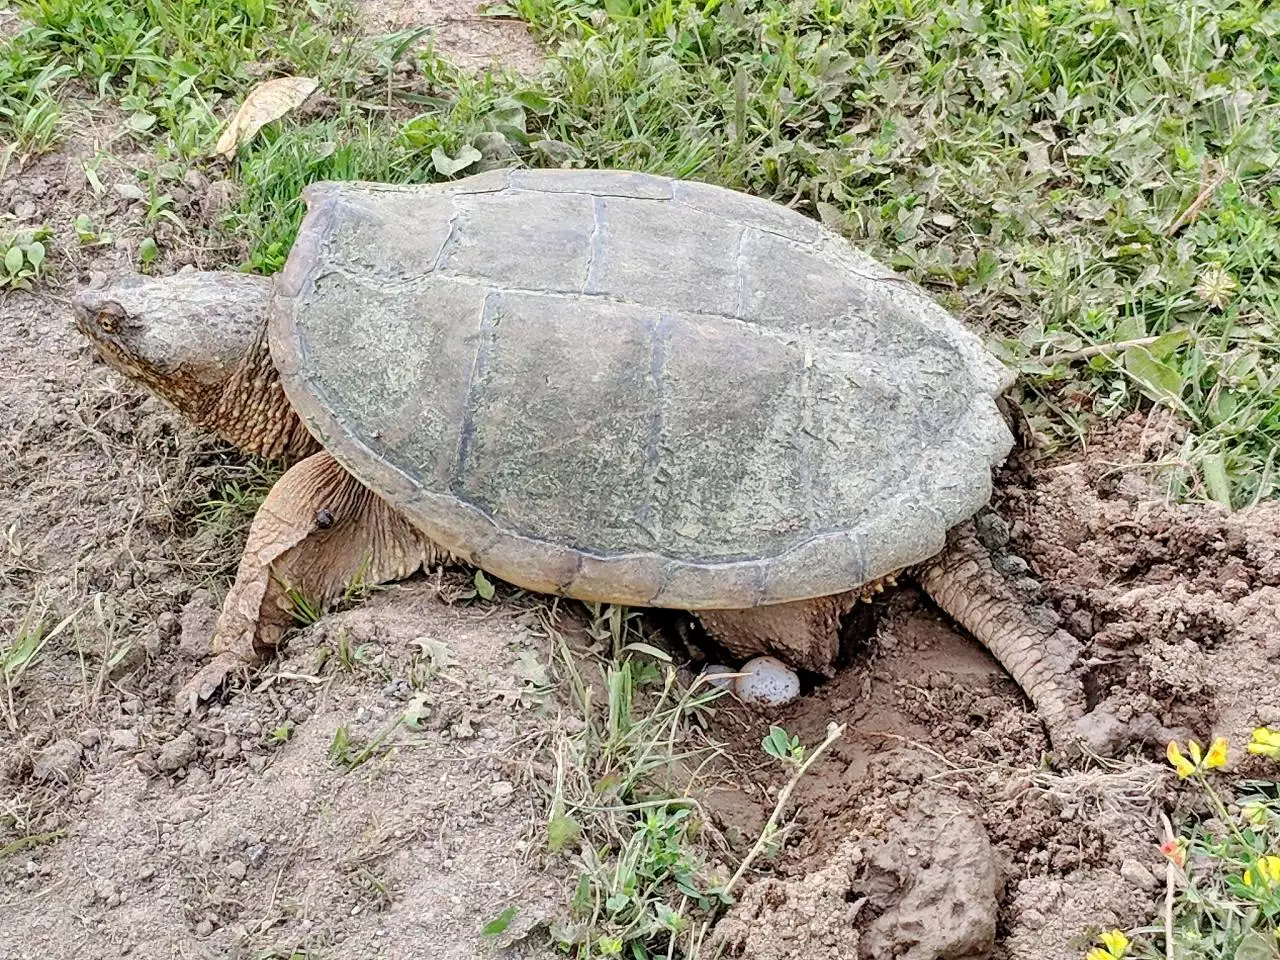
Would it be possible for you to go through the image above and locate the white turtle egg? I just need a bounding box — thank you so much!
[699,664,738,692]
[734,656,801,706]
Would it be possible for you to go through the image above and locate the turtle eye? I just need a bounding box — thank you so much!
[97,302,126,334]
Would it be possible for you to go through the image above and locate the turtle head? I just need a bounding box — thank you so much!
[74,270,276,420]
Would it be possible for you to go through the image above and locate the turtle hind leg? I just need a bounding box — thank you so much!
[693,593,860,678]
[178,450,443,712]
[915,520,1087,754]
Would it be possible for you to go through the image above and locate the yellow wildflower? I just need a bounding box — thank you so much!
[1205,736,1229,769]
[1249,728,1280,761]
[1166,741,1197,778]
[1086,929,1129,960]
[1245,856,1280,890]
[1167,737,1228,778]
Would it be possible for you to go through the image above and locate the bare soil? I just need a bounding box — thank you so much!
[359,0,544,74]
[4,19,1280,957]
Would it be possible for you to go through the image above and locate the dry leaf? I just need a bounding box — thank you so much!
[214,76,319,158]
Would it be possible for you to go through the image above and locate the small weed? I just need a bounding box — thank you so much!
[529,604,841,958]
[285,587,322,627]
[330,629,382,675]
[408,635,455,688]
[353,867,392,910]
[71,212,114,246]
[197,466,279,530]
[452,568,497,604]
[1109,732,1280,956]
[0,829,68,862]
[266,723,294,747]
[1,224,51,290]
[761,725,805,766]
[327,711,411,773]
[138,235,159,267]
[336,557,378,611]
[481,905,519,937]
[327,723,353,767]
[2,601,75,730]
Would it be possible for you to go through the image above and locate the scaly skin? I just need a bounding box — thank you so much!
[180,450,446,711]
[72,271,315,461]
[916,523,1087,748]
[207,321,318,460]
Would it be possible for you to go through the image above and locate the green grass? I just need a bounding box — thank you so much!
[2,601,75,731]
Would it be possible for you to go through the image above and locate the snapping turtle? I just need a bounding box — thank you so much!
[74,168,1087,747]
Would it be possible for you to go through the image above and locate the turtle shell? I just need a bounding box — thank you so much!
[270,169,1013,610]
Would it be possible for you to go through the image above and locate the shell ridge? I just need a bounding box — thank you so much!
[584,196,606,294]
[432,197,463,273]
[450,289,504,489]
[733,225,750,319]
[295,267,914,364]
[635,312,672,546]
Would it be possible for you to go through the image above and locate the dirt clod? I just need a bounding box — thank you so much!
[33,738,85,783]
[718,794,1000,960]
[178,589,218,659]
[155,731,199,773]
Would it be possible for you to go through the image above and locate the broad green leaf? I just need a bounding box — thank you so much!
[1147,329,1189,360]
[1114,314,1146,342]
[474,569,495,601]
[24,241,45,270]
[139,237,159,265]
[5,246,24,275]
[431,145,482,176]
[1123,345,1184,405]
[512,89,553,114]
[762,725,797,761]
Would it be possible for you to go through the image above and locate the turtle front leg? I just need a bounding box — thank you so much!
[915,520,1087,753]
[694,593,860,678]
[179,451,445,711]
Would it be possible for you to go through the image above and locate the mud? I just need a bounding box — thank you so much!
[995,413,1280,752]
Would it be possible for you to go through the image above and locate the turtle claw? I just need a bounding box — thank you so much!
[177,653,251,714]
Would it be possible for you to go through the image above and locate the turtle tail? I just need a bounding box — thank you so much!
[915,520,1087,753]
